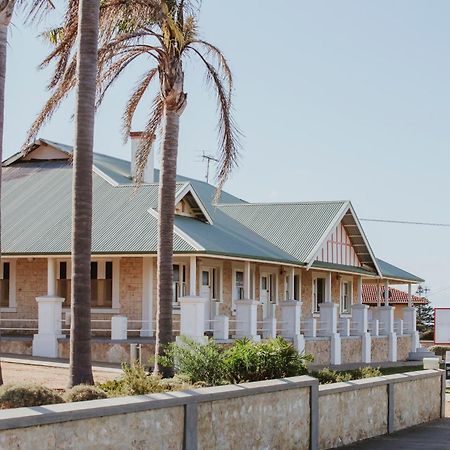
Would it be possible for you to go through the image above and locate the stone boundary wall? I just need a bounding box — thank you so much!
[0,370,444,450]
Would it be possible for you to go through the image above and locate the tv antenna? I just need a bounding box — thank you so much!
[201,152,219,184]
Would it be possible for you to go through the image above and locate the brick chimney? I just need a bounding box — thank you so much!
[130,131,155,183]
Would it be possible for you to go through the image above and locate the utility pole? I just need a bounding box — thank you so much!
[201,152,219,184]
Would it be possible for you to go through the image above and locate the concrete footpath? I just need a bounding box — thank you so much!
[342,419,450,449]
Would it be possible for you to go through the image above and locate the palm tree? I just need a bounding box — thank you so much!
[0,0,54,386]
[26,0,239,376]
[67,0,100,387]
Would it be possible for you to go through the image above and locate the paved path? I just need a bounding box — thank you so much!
[342,419,450,449]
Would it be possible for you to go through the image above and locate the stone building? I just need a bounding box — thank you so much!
[0,136,425,365]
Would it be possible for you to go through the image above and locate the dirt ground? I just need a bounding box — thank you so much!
[0,362,121,390]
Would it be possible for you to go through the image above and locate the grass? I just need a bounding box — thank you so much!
[379,365,424,376]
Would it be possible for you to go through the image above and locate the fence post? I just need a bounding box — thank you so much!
[111,316,128,340]
[310,380,319,450]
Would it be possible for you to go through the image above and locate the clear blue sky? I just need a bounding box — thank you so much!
[5,1,450,306]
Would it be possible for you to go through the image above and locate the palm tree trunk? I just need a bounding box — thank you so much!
[69,0,99,387]
[154,108,181,377]
[0,0,15,387]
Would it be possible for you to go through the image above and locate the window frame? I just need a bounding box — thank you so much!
[0,259,16,312]
[340,277,353,315]
[59,258,120,313]
[312,274,326,314]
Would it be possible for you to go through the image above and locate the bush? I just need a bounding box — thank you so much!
[311,366,382,384]
[224,338,312,383]
[64,385,108,403]
[160,337,227,386]
[420,329,434,341]
[427,345,449,358]
[97,363,191,397]
[0,383,64,409]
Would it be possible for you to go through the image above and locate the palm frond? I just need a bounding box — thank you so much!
[190,47,240,200]
[122,67,158,141]
[134,95,164,185]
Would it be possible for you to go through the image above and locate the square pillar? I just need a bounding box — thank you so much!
[303,316,317,338]
[235,299,260,341]
[369,319,379,336]
[318,302,338,335]
[403,306,420,352]
[111,316,128,340]
[263,317,277,339]
[330,334,341,365]
[339,318,351,337]
[213,315,229,341]
[281,300,302,338]
[379,305,397,361]
[32,296,65,358]
[351,303,369,335]
[178,296,207,344]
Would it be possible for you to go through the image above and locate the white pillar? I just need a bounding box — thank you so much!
[32,296,65,357]
[319,302,338,335]
[140,257,153,337]
[303,316,317,338]
[47,258,56,297]
[263,317,277,339]
[235,299,260,341]
[111,316,128,340]
[339,318,351,337]
[178,296,207,344]
[244,261,251,299]
[189,256,197,296]
[281,300,302,338]
[213,315,229,341]
[325,272,332,303]
[351,302,371,363]
[407,283,412,307]
[384,280,389,306]
[377,281,381,307]
[32,258,65,358]
[289,267,295,300]
[379,303,397,362]
[356,276,362,304]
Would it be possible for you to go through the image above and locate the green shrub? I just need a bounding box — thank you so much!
[311,368,352,384]
[0,383,64,409]
[64,385,108,403]
[311,366,382,384]
[351,366,382,379]
[97,363,191,397]
[420,329,434,341]
[224,337,312,383]
[159,337,226,386]
[427,345,448,358]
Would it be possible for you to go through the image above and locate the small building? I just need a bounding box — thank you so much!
[0,136,425,366]
[363,285,428,320]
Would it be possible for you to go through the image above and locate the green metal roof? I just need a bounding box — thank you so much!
[0,139,425,282]
[218,201,347,263]
[376,259,424,283]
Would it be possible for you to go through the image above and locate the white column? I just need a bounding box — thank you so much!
[189,256,197,296]
[377,281,381,307]
[111,316,128,340]
[379,287,397,361]
[403,283,419,352]
[178,296,207,344]
[213,315,229,340]
[356,276,362,304]
[235,299,260,341]
[384,280,389,306]
[325,272,332,303]
[140,257,153,337]
[407,283,412,307]
[32,258,65,358]
[244,261,251,299]
[47,258,56,297]
[289,267,295,300]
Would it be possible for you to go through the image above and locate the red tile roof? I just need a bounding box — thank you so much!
[362,285,428,305]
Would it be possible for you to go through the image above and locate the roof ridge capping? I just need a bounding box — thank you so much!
[217,199,349,207]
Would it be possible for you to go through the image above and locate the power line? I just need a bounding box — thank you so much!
[360,218,450,227]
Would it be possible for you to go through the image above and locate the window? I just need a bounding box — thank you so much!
[340,280,352,314]
[313,277,326,313]
[234,271,244,300]
[0,262,10,308]
[58,260,114,308]
[173,264,186,304]
[285,274,301,300]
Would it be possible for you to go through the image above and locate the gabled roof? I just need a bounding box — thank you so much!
[362,284,428,305]
[0,139,425,281]
[375,259,424,283]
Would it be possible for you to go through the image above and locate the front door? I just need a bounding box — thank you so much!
[261,273,271,318]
